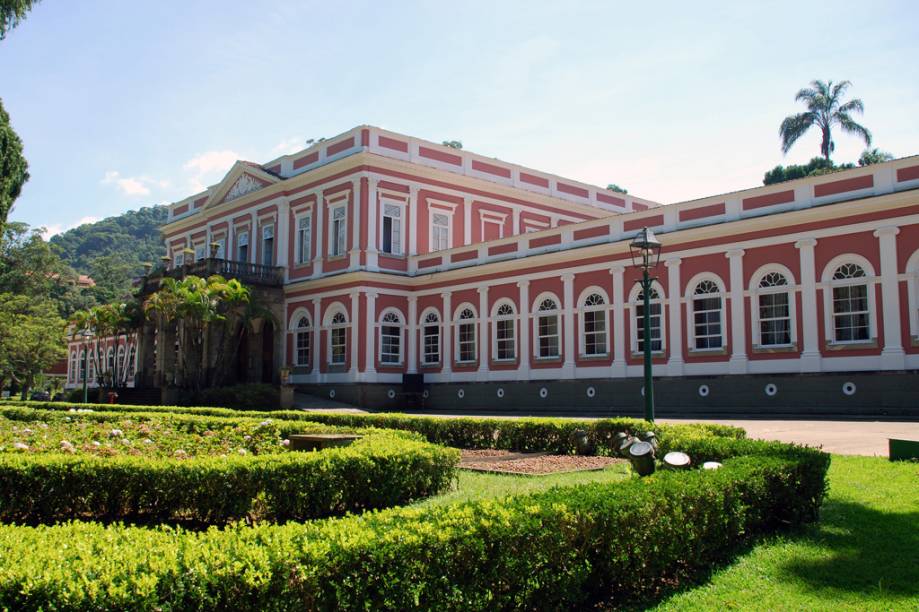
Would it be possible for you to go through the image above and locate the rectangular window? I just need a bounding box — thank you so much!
[174,252,184,267]
[693,296,723,349]
[584,310,608,355]
[296,215,312,264]
[331,327,347,364]
[194,244,206,262]
[636,303,662,352]
[833,284,870,342]
[537,315,560,358]
[296,331,310,366]
[759,293,791,346]
[431,212,450,252]
[496,319,515,360]
[423,324,440,364]
[330,206,346,257]
[215,238,226,260]
[382,203,402,255]
[262,225,274,266]
[237,231,249,262]
[380,325,401,364]
[457,322,476,362]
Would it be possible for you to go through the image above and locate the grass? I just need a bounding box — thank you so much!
[649,455,919,611]
[413,462,632,508]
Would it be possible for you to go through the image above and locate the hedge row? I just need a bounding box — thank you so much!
[12,400,746,454]
[0,408,459,524]
[0,439,829,610]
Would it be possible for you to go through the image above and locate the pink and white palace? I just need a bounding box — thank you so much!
[71,126,919,415]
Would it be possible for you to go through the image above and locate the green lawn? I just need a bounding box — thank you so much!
[414,463,632,508]
[651,455,919,611]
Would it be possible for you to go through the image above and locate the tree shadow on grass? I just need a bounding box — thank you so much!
[779,499,919,599]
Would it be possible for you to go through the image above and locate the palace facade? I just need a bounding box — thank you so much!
[65,126,919,415]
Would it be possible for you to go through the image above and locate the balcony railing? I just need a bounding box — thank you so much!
[139,258,284,294]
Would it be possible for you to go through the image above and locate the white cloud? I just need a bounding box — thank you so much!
[182,150,241,194]
[41,216,101,240]
[101,170,156,197]
[270,137,304,157]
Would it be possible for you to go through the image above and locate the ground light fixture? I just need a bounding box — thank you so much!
[629,226,663,423]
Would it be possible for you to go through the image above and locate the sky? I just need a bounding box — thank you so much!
[2,1,918,237]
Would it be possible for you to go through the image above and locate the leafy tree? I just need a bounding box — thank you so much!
[441,140,463,149]
[69,302,139,390]
[858,148,894,167]
[0,292,66,399]
[779,79,871,161]
[606,184,628,194]
[0,0,39,40]
[0,98,29,230]
[88,253,136,304]
[763,157,858,185]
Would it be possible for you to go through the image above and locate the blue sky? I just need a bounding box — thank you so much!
[2,1,918,236]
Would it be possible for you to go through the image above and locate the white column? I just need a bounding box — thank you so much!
[349,290,360,378]
[512,208,520,235]
[664,258,684,376]
[441,292,452,376]
[277,199,290,281]
[364,291,378,380]
[349,179,361,269]
[463,197,472,246]
[477,286,488,380]
[311,298,321,382]
[249,212,258,264]
[409,185,419,256]
[726,249,748,374]
[610,265,627,376]
[517,280,531,379]
[561,272,576,377]
[366,176,379,271]
[312,192,324,276]
[407,296,418,374]
[875,226,906,369]
[795,238,821,372]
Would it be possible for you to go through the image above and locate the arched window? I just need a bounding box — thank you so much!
[294,316,312,366]
[329,312,348,365]
[78,350,86,382]
[692,279,723,350]
[106,348,115,373]
[633,286,663,353]
[88,351,96,382]
[493,302,516,361]
[536,297,560,358]
[580,293,608,356]
[831,263,870,342]
[455,307,477,363]
[422,311,441,365]
[756,272,792,346]
[69,352,77,383]
[127,345,136,378]
[117,346,126,383]
[379,311,404,365]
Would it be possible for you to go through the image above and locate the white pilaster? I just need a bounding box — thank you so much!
[366,176,379,271]
[349,179,361,270]
[517,280,531,380]
[407,296,418,374]
[441,292,453,376]
[364,291,378,380]
[795,238,821,372]
[512,208,520,235]
[312,192,324,276]
[664,258,684,376]
[249,211,258,264]
[477,286,488,380]
[311,298,321,382]
[277,198,290,281]
[726,249,748,374]
[409,185,419,256]
[875,226,906,369]
[349,290,360,378]
[463,197,472,246]
[610,265,627,376]
[561,272,576,377]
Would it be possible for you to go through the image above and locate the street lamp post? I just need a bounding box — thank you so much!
[81,330,93,404]
[629,227,662,423]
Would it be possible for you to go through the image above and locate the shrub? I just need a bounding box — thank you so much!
[0,407,458,524]
[186,383,280,410]
[0,438,829,610]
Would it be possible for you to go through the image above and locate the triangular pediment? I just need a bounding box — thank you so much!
[204,161,281,209]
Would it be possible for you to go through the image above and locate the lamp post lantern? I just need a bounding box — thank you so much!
[629,227,662,422]
[81,330,93,404]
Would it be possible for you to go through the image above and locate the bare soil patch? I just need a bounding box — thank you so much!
[459,449,624,475]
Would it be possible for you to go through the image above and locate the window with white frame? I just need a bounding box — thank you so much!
[692,280,723,350]
[296,215,312,264]
[194,244,206,262]
[756,272,792,346]
[634,287,663,353]
[329,312,348,365]
[88,351,96,382]
[294,315,312,366]
[382,203,403,255]
[536,297,560,358]
[69,352,77,383]
[831,263,870,342]
[493,303,516,361]
[262,224,275,266]
[117,346,126,382]
[330,205,347,257]
[456,307,477,363]
[106,348,115,374]
[215,238,226,260]
[237,231,249,262]
[422,311,441,365]
[430,212,451,252]
[78,350,86,382]
[581,293,608,356]
[127,346,136,377]
[379,311,403,364]
[174,251,184,267]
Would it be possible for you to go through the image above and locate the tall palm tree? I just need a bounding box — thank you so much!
[779,80,871,161]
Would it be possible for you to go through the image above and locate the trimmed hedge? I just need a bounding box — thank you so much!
[12,400,746,454]
[0,439,829,610]
[0,408,459,524]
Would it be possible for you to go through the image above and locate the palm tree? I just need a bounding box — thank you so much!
[779,80,871,161]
